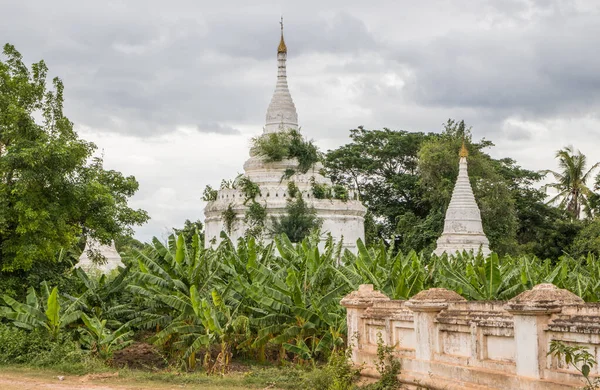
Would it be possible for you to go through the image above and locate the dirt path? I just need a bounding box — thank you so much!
[0,370,251,390]
[0,372,150,390]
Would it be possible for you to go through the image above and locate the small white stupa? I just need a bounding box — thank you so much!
[76,238,124,274]
[204,20,366,250]
[433,142,491,256]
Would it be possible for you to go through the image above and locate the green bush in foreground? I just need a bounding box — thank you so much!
[0,324,103,373]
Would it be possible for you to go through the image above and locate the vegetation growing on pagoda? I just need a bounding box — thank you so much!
[202,185,218,201]
[235,176,262,204]
[251,129,320,176]
[271,183,322,242]
[244,201,267,238]
[221,203,236,234]
[310,177,349,201]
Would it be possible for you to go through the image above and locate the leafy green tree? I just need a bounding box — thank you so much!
[325,127,432,242]
[542,146,600,219]
[587,173,600,216]
[0,44,148,274]
[327,120,564,256]
[572,218,600,258]
[173,219,204,250]
[418,120,519,254]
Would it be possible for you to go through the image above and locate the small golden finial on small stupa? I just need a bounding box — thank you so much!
[278,16,287,54]
[459,138,469,158]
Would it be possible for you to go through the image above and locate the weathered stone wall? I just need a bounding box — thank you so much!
[342,284,599,389]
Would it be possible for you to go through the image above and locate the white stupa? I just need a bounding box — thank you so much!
[76,238,124,274]
[433,142,491,256]
[204,21,366,250]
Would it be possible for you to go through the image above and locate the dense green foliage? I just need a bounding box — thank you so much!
[0,44,147,297]
[173,219,205,251]
[244,201,267,238]
[310,177,350,201]
[0,324,89,368]
[3,232,600,374]
[236,176,262,204]
[222,204,236,234]
[325,120,598,258]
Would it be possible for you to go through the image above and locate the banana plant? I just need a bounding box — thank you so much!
[79,313,134,358]
[433,252,524,300]
[337,239,429,299]
[127,232,228,370]
[0,283,81,339]
[223,234,350,363]
[189,289,249,374]
[63,267,134,328]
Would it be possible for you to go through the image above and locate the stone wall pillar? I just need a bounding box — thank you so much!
[406,288,466,362]
[340,284,389,362]
[504,284,584,380]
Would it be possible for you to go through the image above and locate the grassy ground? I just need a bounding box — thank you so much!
[0,365,286,390]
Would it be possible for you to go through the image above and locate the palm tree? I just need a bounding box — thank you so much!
[542,146,600,219]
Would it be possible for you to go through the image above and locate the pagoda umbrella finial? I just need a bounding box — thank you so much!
[459,138,469,158]
[278,16,287,54]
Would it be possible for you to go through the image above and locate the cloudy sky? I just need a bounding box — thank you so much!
[2,0,599,242]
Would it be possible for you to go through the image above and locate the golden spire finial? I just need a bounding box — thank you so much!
[278,16,287,54]
[459,138,469,158]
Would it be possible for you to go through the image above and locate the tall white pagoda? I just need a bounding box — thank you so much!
[204,21,366,250]
[433,142,491,256]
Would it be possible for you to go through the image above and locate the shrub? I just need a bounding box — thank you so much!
[270,195,322,243]
[324,347,362,390]
[288,181,300,199]
[332,185,349,202]
[252,129,320,174]
[310,177,349,201]
[0,324,89,369]
[252,131,291,162]
[311,177,331,199]
[362,333,401,390]
[548,340,600,389]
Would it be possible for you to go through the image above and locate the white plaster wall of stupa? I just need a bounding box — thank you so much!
[204,24,366,251]
[76,239,124,274]
[204,158,366,251]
